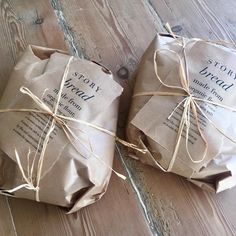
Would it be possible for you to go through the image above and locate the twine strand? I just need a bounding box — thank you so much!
[133,37,236,172]
[0,56,147,200]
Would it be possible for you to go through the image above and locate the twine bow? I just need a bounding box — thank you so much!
[0,56,146,201]
[134,36,236,172]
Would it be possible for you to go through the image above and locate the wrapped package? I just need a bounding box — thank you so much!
[0,45,123,212]
[127,33,236,192]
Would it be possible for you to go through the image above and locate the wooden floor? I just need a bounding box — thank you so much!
[1,0,236,235]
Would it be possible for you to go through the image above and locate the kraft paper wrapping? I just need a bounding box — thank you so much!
[0,45,123,213]
[127,33,236,192]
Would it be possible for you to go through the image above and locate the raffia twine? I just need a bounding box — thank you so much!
[133,23,236,172]
[0,56,147,201]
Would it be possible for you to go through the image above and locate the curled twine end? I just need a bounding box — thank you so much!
[2,57,147,199]
[115,172,127,180]
[164,22,177,39]
[19,86,27,94]
[115,137,147,154]
[35,187,40,202]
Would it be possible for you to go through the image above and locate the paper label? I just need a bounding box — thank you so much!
[0,51,122,176]
[132,40,236,169]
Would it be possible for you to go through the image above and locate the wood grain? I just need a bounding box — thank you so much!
[148,0,236,41]
[0,0,67,97]
[1,0,236,235]
[8,158,151,236]
[0,196,16,236]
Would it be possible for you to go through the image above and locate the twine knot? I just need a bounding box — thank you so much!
[0,55,147,200]
[133,37,236,173]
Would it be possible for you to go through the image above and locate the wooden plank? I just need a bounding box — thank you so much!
[122,157,236,235]
[9,158,151,236]
[9,199,80,236]
[148,0,236,42]
[0,196,16,236]
[54,0,236,235]
[0,0,67,96]
[0,0,152,235]
[2,0,236,235]
[0,152,16,236]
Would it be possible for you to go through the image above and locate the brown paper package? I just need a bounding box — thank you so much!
[0,45,123,213]
[127,33,236,193]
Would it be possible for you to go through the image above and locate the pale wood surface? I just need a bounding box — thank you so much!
[0,196,16,236]
[1,0,236,235]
